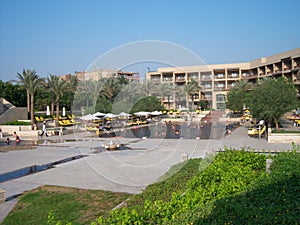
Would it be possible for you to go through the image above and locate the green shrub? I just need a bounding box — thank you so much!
[175,151,300,225]
[5,120,31,125]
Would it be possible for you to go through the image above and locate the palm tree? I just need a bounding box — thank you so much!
[117,75,129,86]
[52,78,68,126]
[257,77,274,86]
[75,80,92,108]
[16,69,39,117]
[141,80,157,96]
[174,85,185,110]
[101,78,121,104]
[116,80,139,104]
[155,83,174,108]
[16,69,43,125]
[234,79,253,90]
[45,74,58,116]
[183,79,200,111]
[28,75,44,125]
[66,75,78,114]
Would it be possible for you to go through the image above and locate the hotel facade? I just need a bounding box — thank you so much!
[146,48,300,110]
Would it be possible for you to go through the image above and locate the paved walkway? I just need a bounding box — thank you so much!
[0,126,296,222]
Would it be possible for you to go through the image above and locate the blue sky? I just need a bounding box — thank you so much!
[0,0,299,81]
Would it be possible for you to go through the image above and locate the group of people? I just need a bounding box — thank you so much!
[0,121,48,146]
[0,130,21,145]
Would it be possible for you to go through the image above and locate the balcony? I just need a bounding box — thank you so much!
[214,83,226,91]
[163,77,173,82]
[175,77,186,82]
[242,73,257,79]
[228,73,239,79]
[202,84,212,90]
[214,74,225,79]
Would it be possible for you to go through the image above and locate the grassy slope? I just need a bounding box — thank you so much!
[1,186,131,225]
[124,158,202,210]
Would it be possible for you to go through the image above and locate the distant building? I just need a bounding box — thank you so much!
[59,73,72,81]
[146,48,300,110]
[73,69,140,82]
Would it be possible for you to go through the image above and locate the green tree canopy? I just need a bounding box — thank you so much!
[247,77,298,130]
[0,80,27,107]
[130,96,164,113]
[226,80,253,112]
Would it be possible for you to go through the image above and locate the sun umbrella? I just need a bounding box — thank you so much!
[62,107,66,117]
[104,113,118,118]
[119,112,131,117]
[79,114,100,121]
[46,106,50,116]
[93,112,106,117]
[150,110,162,116]
[134,111,150,117]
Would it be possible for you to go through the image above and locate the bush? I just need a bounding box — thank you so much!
[5,120,31,125]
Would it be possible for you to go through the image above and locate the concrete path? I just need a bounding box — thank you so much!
[0,127,295,222]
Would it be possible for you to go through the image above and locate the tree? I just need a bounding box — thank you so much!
[155,83,174,107]
[247,77,298,131]
[226,80,252,112]
[66,75,78,114]
[183,79,200,111]
[0,80,27,107]
[28,75,44,125]
[141,80,157,97]
[46,74,58,115]
[16,69,40,118]
[117,75,129,86]
[130,96,164,113]
[112,80,140,113]
[100,78,121,104]
[52,78,68,126]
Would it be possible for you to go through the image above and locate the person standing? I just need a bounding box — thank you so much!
[0,128,3,142]
[41,121,48,137]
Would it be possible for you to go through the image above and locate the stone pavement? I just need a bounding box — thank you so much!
[0,127,295,223]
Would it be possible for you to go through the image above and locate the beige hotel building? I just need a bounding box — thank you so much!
[146,48,300,110]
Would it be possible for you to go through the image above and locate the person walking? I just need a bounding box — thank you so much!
[41,121,48,137]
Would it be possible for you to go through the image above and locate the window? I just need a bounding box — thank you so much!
[216,94,226,102]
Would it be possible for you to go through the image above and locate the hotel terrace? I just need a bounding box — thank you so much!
[146,48,300,110]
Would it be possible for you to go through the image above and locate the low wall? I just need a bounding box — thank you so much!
[268,131,300,143]
[0,125,39,139]
[0,125,32,133]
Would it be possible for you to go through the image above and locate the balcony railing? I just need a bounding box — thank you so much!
[175,77,185,82]
[214,86,226,91]
[214,74,225,79]
[228,73,239,79]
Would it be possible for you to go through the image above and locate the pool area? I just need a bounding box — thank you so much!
[98,121,229,139]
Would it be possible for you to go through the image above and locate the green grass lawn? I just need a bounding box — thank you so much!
[1,186,131,225]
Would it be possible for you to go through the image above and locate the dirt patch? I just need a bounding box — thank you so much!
[0,145,36,152]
